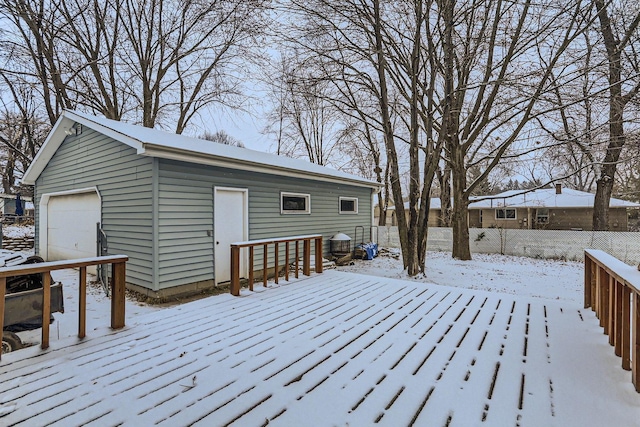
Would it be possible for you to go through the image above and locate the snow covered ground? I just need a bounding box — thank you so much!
[338,250,584,304]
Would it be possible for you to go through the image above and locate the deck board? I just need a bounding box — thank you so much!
[1,270,639,426]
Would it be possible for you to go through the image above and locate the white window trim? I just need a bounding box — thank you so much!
[536,208,550,223]
[281,192,311,214]
[495,208,517,220]
[339,197,359,214]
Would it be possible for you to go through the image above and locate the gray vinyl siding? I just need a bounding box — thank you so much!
[34,128,155,289]
[157,159,373,289]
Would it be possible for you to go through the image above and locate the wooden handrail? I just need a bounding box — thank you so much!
[230,235,323,296]
[0,255,128,360]
[584,249,640,391]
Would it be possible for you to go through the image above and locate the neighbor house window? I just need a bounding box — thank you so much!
[281,192,310,214]
[495,208,516,219]
[339,197,358,214]
[536,208,549,224]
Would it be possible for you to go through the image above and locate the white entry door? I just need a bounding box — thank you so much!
[214,187,248,284]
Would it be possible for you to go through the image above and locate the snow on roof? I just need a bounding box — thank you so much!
[377,188,639,213]
[468,188,640,209]
[22,110,380,188]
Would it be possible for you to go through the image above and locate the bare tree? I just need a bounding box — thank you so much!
[201,130,245,148]
[592,0,640,229]
[435,0,590,260]
[0,75,50,192]
[0,0,268,131]
[265,54,341,165]
[275,0,444,274]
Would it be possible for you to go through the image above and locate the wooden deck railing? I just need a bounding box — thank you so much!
[230,235,323,296]
[0,255,128,360]
[584,249,640,391]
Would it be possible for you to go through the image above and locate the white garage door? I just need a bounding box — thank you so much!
[45,192,101,261]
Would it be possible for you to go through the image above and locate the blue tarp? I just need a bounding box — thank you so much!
[356,242,379,260]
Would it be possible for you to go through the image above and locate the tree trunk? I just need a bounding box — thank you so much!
[592,0,639,230]
[438,166,452,226]
[451,144,471,260]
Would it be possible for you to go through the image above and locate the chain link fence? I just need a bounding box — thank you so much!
[377,226,640,265]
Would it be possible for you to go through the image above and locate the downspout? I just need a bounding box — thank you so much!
[152,159,160,291]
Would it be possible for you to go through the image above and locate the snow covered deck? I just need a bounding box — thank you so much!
[1,270,639,426]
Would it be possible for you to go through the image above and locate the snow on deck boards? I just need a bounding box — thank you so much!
[1,270,639,426]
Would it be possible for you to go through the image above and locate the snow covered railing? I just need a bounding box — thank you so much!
[230,235,323,296]
[584,249,640,392]
[0,255,128,360]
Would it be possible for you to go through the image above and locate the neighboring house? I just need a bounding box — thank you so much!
[467,185,640,230]
[22,110,380,297]
[0,194,34,217]
[374,184,640,231]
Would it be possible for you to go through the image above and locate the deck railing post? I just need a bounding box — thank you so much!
[315,236,323,273]
[231,245,240,296]
[295,242,299,279]
[615,281,623,357]
[111,261,126,329]
[248,246,254,292]
[303,239,311,276]
[41,273,51,349]
[622,285,632,371]
[285,242,290,281]
[263,244,268,287]
[585,254,592,308]
[79,266,87,338]
[274,242,279,284]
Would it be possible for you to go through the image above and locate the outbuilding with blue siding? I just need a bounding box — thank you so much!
[22,110,380,297]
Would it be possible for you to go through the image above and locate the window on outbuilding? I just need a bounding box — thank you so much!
[495,208,516,219]
[281,192,310,214]
[339,197,358,214]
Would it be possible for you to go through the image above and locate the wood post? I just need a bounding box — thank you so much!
[285,242,290,281]
[622,285,631,371]
[230,246,240,296]
[79,267,87,339]
[111,261,126,329]
[615,281,623,357]
[303,239,311,276]
[263,244,268,287]
[598,267,606,327]
[315,236,323,273]
[295,242,299,279]
[249,246,254,292]
[584,255,592,308]
[41,273,51,349]
[274,242,279,285]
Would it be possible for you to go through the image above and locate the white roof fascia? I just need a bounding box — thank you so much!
[22,111,144,185]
